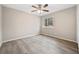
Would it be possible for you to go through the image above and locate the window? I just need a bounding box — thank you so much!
[44,17,53,27]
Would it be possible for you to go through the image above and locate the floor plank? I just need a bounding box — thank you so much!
[0,35,78,54]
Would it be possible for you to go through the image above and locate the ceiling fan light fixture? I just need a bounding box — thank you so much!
[37,10,44,14]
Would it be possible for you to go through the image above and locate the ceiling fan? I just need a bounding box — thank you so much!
[32,4,49,13]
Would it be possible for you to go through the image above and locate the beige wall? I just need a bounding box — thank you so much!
[0,5,2,46]
[77,5,79,48]
[2,6,40,42]
[41,7,76,42]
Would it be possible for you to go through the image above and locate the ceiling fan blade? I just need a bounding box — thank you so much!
[43,4,48,8]
[43,10,49,12]
[32,10,37,12]
[32,5,38,9]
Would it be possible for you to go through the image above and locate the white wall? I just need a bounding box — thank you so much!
[0,5,2,46]
[77,5,79,48]
[40,7,76,42]
[2,6,40,42]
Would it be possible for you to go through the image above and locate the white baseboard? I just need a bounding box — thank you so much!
[2,33,39,43]
[41,33,77,43]
[2,33,77,45]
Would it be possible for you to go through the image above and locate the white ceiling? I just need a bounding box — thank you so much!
[2,4,76,16]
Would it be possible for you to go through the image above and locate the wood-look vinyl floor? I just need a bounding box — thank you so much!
[0,35,78,54]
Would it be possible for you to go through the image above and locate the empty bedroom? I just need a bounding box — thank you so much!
[0,4,79,54]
